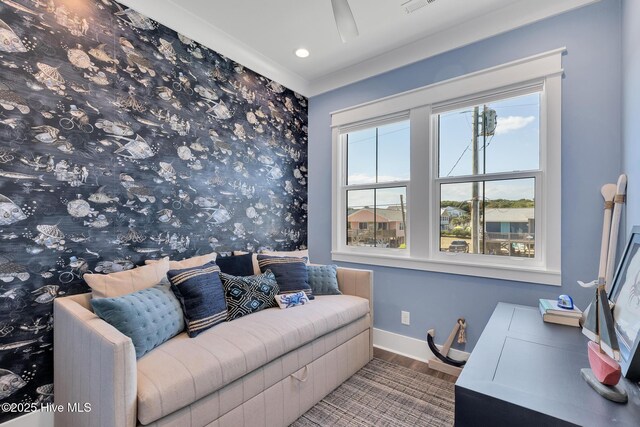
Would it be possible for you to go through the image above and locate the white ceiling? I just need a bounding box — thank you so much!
[119,0,599,97]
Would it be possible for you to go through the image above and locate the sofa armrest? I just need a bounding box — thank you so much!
[54,294,137,427]
[336,267,374,360]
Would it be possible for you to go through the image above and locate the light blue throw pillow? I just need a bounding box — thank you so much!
[307,265,341,295]
[91,283,185,358]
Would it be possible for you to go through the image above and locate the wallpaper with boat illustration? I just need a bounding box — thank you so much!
[0,0,308,420]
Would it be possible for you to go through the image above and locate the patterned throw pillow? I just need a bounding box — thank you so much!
[167,262,227,337]
[274,291,310,309]
[257,255,314,300]
[219,270,279,321]
[91,283,184,358]
[307,264,341,295]
[216,253,255,277]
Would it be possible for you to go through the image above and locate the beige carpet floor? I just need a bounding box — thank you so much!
[291,357,455,426]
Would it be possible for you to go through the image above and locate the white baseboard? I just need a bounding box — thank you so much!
[2,411,53,427]
[373,328,470,363]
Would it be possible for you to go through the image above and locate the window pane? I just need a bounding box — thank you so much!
[440,178,535,257]
[377,120,410,183]
[347,187,407,249]
[347,189,374,246]
[440,183,475,253]
[439,93,540,177]
[375,187,407,249]
[346,120,410,185]
[347,128,376,185]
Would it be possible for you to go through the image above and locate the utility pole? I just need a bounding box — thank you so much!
[471,106,479,254]
[400,194,406,247]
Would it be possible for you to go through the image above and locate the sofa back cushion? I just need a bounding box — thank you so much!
[261,249,309,261]
[219,270,279,321]
[91,283,184,358]
[257,255,313,300]
[85,258,170,298]
[167,262,227,337]
[145,252,217,270]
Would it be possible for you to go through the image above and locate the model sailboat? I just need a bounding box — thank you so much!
[577,175,628,402]
[582,285,620,375]
[580,285,627,402]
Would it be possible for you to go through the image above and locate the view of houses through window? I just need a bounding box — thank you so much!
[439,180,536,257]
[347,187,408,248]
[437,92,540,258]
[342,92,540,256]
[345,120,409,248]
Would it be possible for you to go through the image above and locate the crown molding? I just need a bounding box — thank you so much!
[306,0,598,96]
[118,0,599,98]
[117,0,311,95]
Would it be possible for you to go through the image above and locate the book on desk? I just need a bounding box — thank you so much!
[539,299,581,327]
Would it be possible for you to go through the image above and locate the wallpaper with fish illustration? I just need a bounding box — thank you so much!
[0,0,308,421]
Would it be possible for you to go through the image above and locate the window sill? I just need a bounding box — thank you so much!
[331,250,561,286]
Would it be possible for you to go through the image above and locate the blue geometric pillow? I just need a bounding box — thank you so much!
[256,255,313,300]
[167,262,227,337]
[90,283,184,358]
[307,265,341,295]
[219,270,279,321]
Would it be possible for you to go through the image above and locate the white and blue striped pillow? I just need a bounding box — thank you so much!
[167,261,227,337]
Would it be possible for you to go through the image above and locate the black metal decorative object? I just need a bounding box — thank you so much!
[0,0,307,421]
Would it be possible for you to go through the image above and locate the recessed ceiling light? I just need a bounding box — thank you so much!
[295,48,310,58]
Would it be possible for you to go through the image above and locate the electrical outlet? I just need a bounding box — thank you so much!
[401,311,410,325]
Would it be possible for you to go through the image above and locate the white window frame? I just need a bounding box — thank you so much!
[331,49,564,286]
[337,115,411,255]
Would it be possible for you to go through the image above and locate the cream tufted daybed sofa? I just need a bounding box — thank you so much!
[53,267,373,427]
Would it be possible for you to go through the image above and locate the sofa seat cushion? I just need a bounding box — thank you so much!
[136,295,369,425]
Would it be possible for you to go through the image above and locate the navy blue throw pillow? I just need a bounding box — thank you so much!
[167,262,227,337]
[256,255,314,300]
[216,253,255,277]
[220,270,279,321]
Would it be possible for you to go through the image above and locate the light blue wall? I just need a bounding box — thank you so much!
[308,0,623,349]
[623,0,639,235]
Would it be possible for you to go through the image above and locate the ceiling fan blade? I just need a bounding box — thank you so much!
[331,0,359,43]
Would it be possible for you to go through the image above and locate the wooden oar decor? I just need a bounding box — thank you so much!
[605,174,627,292]
[578,183,617,289]
[578,174,627,325]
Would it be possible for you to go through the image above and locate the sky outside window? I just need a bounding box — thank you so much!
[439,92,540,190]
[346,120,410,207]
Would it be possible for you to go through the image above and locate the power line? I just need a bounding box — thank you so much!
[346,126,409,145]
[446,144,471,177]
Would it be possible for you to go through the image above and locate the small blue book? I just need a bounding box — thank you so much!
[539,299,582,318]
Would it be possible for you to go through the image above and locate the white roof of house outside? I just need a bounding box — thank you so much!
[484,208,534,223]
[441,207,465,217]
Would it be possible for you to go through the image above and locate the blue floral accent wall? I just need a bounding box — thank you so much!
[0,0,307,421]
